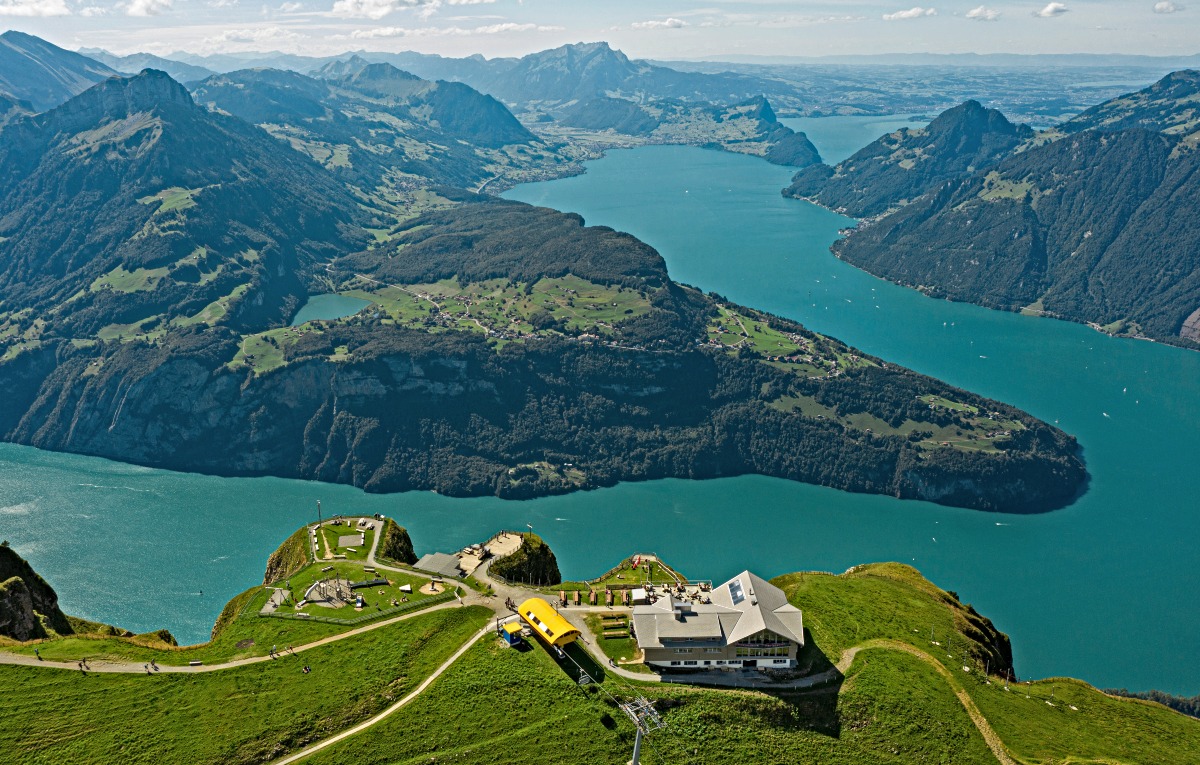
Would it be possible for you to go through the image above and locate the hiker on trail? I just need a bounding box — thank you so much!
[34,648,40,660]
[144,664,151,674]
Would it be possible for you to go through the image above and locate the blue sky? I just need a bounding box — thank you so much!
[2,0,1197,59]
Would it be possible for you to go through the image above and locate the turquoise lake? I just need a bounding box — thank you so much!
[290,293,371,326]
[781,115,928,163]
[2,118,1198,694]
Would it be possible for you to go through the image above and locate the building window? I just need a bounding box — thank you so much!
[735,646,789,657]
[704,648,721,653]
[703,661,711,665]
[670,661,680,666]
[674,648,693,654]
[683,660,698,666]
[774,659,788,665]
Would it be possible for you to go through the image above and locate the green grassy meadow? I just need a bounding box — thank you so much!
[0,607,489,765]
[303,631,999,765]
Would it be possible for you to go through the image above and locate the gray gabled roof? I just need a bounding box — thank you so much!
[631,570,803,650]
[708,570,804,646]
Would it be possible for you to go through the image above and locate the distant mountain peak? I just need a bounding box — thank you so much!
[316,57,422,87]
[926,99,1022,138]
[350,62,422,83]
[52,69,193,124]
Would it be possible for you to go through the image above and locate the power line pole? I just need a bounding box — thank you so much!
[619,696,665,765]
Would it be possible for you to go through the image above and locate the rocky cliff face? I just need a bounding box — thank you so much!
[0,543,72,641]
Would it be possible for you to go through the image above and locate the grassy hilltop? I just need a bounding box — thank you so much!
[2,522,1199,764]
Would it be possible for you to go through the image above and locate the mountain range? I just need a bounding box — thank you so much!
[0,48,1084,511]
[0,30,116,113]
[790,71,1200,346]
[191,58,545,195]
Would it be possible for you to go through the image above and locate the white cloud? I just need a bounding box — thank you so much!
[330,0,421,20]
[966,5,1001,20]
[123,0,171,15]
[350,21,560,38]
[1034,2,1069,17]
[0,0,70,16]
[1154,1,1183,12]
[214,24,304,43]
[277,0,300,9]
[631,17,687,30]
[882,6,936,21]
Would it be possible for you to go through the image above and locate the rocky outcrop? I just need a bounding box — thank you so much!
[492,534,561,587]
[0,543,72,641]
[379,520,417,565]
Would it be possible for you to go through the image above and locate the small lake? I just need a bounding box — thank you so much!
[291,294,370,326]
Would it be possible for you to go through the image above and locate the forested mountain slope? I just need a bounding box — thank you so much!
[785,100,1032,216]
[0,69,367,341]
[0,192,1084,512]
[192,61,552,197]
[1061,69,1200,137]
[830,72,1200,345]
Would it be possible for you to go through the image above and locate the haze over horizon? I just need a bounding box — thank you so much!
[1,0,1198,63]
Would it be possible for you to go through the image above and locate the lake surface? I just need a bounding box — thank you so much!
[504,141,1200,695]
[781,115,929,164]
[2,124,1198,693]
[291,294,370,326]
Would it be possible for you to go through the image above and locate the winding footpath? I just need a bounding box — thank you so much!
[1,528,1019,764]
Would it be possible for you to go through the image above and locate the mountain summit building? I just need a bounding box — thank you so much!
[630,571,804,669]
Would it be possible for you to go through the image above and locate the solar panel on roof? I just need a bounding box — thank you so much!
[728,579,745,605]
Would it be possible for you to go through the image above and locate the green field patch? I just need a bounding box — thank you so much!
[769,393,839,419]
[173,283,249,328]
[7,588,345,666]
[978,170,1033,201]
[920,394,979,414]
[89,265,169,294]
[137,186,203,214]
[505,460,587,491]
[340,274,649,342]
[229,323,319,374]
[967,673,1200,764]
[96,314,163,342]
